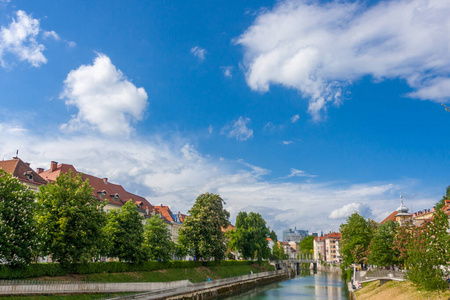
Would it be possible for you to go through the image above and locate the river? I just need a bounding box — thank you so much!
[218,271,350,300]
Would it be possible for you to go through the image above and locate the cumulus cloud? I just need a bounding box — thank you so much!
[60,54,148,137]
[190,46,206,61]
[0,10,47,67]
[0,120,435,234]
[221,116,253,141]
[329,203,373,219]
[237,0,450,118]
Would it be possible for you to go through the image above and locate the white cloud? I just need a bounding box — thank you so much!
[221,66,233,77]
[282,140,292,145]
[0,10,47,67]
[329,203,373,220]
[291,114,299,123]
[286,168,317,178]
[190,46,206,61]
[208,124,213,134]
[237,0,450,119]
[43,30,59,40]
[60,53,148,137]
[0,120,435,234]
[221,116,253,141]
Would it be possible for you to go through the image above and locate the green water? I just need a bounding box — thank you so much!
[218,271,350,300]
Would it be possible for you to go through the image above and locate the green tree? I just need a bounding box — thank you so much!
[395,210,450,294]
[339,212,374,268]
[178,193,230,261]
[104,200,146,263]
[367,221,399,267]
[143,215,174,261]
[0,170,38,266]
[36,170,107,265]
[298,236,314,255]
[269,230,278,243]
[227,212,271,262]
[435,185,450,210]
[271,242,286,261]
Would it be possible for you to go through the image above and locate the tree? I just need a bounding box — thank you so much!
[104,200,146,263]
[36,170,107,265]
[435,185,450,210]
[178,193,230,261]
[271,242,286,261]
[367,220,399,267]
[143,215,174,261]
[227,212,271,262]
[298,236,314,255]
[0,170,38,266]
[339,212,374,268]
[395,210,450,295]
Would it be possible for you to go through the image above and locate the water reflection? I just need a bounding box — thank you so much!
[218,271,349,300]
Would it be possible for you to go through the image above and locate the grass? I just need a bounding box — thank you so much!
[355,280,450,300]
[20,263,274,284]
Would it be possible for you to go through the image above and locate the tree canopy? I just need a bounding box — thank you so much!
[367,220,399,267]
[104,199,146,263]
[143,214,174,261]
[227,211,270,262]
[0,170,38,266]
[298,235,314,255]
[36,170,107,265]
[339,212,375,267]
[178,193,230,261]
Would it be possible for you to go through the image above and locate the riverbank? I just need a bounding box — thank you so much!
[355,280,450,300]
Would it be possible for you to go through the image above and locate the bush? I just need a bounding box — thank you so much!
[0,260,253,280]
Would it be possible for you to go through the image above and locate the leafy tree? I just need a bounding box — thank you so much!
[298,235,314,255]
[227,212,270,262]
[435,185,450,210]
[178,193,230,261]
[104,200,146,263]
[269,230,278,242]
[339,212,374,268]
[367,221,399,267]
[0,170,38,266]
[395,210,450,294]
[271,242,286,261]
[143,215,174,261]
[36,170,107,265]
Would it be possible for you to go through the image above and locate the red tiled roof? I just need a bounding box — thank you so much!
[380,211,398,224]
[152,205,174,222]
[323,232,341,239]
[39,162,153,210]
[222,224,235,232]
[0,158,47,185]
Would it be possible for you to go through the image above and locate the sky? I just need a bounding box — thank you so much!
[0,0,449,237]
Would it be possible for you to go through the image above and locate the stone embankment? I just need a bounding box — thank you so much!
[0,270,288,299]
[313,263,342,274]
[115,270,288,300]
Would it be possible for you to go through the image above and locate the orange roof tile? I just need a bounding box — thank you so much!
[0,158,47,185]
[39,161,153,210]
[380,211,398,224]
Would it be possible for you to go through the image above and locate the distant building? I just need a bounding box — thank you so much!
[314,232,341,263]
[283,227,309,242]
[0,157,47,191]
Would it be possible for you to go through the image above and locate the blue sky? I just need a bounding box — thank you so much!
[1,0,449,237]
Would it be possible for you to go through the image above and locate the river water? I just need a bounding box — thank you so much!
[218,271,350,300]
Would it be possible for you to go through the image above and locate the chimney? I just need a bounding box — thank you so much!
[50,161,58,172]
[103,178,108,184]
[37,168,44,174]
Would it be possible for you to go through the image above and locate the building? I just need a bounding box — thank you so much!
[283,227,309,242]
[150,205,186,243]
[380,195,412,226]
[280,241,297,259]
[314,232,341,263]
[0,157,47,192]
[38,161,153,221]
